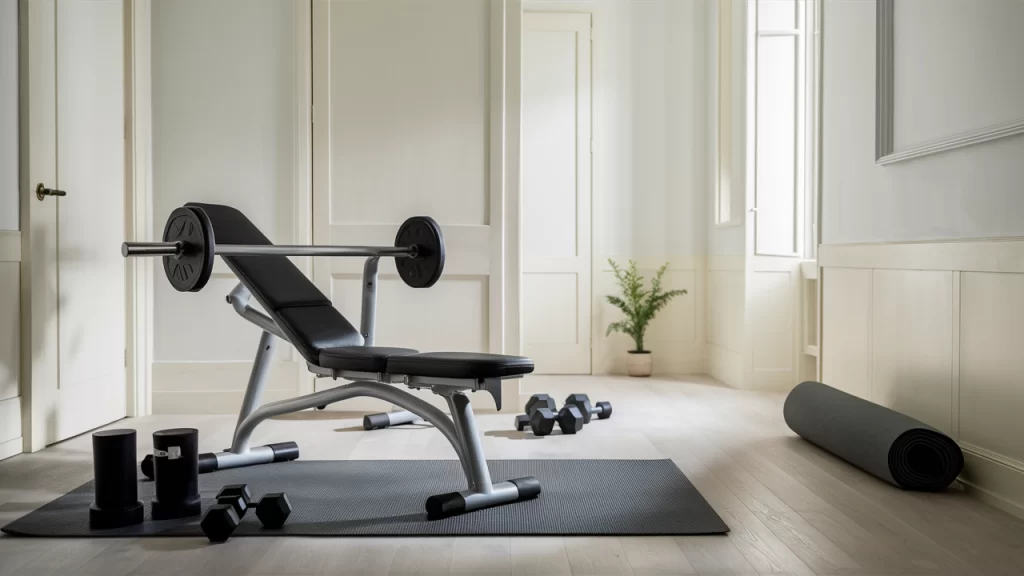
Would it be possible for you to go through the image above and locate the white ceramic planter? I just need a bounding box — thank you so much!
[627,351,652,377]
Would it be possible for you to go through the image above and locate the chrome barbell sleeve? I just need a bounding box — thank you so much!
[121,242,183,258]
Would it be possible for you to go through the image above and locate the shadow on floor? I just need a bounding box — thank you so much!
[484,430,542,441]
[271,411,368,421]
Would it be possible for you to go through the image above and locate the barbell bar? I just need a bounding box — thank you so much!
[121,242,418,259]
[122,205,445,292]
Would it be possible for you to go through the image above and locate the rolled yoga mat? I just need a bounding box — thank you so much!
[784,381,963,491]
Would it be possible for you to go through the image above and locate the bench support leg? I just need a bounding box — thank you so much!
[425,391,541,520]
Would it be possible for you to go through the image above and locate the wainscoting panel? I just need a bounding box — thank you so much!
[0,233,21,460]
[749,270,794,373]
[707,255,744,387]
[821,267,872,400]
[960,272,1024,466]
[871,269,954,434]
[820,239,1024,519]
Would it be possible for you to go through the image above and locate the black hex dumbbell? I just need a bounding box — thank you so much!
[564,394,613,424]
[513,394,556,432]
[216,484,252,518]
[201,503,240,543]
[255,492,293,529]
[529,405,585,436]
[514,414,531,431]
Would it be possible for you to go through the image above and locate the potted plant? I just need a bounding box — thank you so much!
[605,259,687,377]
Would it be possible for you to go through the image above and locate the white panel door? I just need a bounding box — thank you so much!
[25,0,126,448]
[311,0,507,406]
[521,13,591,374]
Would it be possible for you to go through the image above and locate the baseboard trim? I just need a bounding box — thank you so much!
[0,437,22,461]
[960,447,1024,520]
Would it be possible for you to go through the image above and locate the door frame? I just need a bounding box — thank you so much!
[124,0,153,420]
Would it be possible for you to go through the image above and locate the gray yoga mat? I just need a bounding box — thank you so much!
[1,459,728,537]
[784,381,963,491]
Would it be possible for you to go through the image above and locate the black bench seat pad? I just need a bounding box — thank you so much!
[387,352,534,379]
[319,346,418,373]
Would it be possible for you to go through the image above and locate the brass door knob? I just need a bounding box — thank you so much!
[36,183,67,201]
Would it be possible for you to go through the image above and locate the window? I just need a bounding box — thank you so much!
[752,0,819,257]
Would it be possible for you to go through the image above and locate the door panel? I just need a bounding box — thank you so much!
[311,0,505,408]
[55,0,126,437]
[25,0,126,447]
[521,13,591,374]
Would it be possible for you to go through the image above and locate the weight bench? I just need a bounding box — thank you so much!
[125,203,538,519]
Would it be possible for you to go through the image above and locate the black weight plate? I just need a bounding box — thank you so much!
[162,206,215,292]
[394,216,445,288]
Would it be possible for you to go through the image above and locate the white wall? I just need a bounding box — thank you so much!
[150,0,305,412]
[822,0,1024,244]
[1,0,17,231]
[820,0,1024,517]
[526,0,710,375]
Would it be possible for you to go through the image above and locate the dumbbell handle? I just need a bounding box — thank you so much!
[122,241,417,259]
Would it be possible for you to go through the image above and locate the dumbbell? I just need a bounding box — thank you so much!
[200,485,293,542]
[530,405,585,436]
[513,394,555,432]
[564,394,613,424]
[517,394,584,436]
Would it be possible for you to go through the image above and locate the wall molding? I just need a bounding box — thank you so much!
[819,238,1024,273]
[875,0,1024,165]
[0,230,20,261]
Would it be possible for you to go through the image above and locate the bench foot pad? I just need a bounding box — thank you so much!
[425,476,541,520]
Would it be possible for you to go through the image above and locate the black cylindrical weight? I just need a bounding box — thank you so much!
[150,428,202,520]
[90,429,144,529]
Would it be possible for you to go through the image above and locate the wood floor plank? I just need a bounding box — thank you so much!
[674,536,758,576]
[563,537,635,575]
[451,537,512,576]
[388,537,456,576]
[620,537,697,575]
[650,438,814,576]
[510,537,572,576]
[684,435,861,575]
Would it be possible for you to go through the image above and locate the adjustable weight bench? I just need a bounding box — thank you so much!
[124,203,538,519]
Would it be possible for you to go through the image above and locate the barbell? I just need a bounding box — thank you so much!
[122,205,445,292]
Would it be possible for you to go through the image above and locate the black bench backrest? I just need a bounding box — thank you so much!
[187,203,363,364]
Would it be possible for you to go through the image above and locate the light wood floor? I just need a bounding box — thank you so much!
[2,375,1023,576]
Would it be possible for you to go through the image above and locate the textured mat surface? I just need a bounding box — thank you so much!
[2,459,728,537]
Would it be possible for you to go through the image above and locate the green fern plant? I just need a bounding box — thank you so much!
[605,259,687,353]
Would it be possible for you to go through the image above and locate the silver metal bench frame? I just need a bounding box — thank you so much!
[204,257,535,517]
